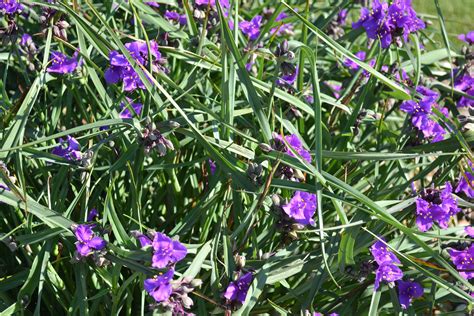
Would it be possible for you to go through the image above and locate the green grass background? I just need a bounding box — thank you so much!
[413,0,473,37]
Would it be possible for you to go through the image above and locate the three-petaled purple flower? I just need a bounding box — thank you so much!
[454,74,474,108]
[46,51,79,74]
[282,191,317,226]
[224,272,253,304]
[400,86,448,142]
[415,182,460,232]
[353,0,425,49]
[370,240,403,290]
[152,232,187,269]
[73,224,107,257]
[144,269,174,302]
[104,40,165,92]
[239,15,262,40]
[458,31,474,45]
[465,227,474,238]
[272,133,312,163]
[0,0,23,15]
[397,280,423,309]
[87,208,99,222]
[448,244,474,279]
[52,136,82,161]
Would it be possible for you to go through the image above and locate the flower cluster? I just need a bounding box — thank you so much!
[133,231,197,313]
[282,191,317,226]
[52,136,82,161]
[400,86,448,142]
[140,121,175,156]
[239,15,263,41]
[0,0,23,16]
[105,40,166,92]
[370,240,423,308]
[415,182,460,232]
[353,0,425,49]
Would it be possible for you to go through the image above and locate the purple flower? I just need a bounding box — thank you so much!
[449,244,474,279]
[458,31,474,45]
[282,191,317,226]
[131,231,153,248]
[52,136,82,161]
[0,0,23,15]
[456,171,474,198]
[239,15,262,40]
[195,0,229,8]
[352,0,425,49]
[46,51,79,74]
[343,51,366,71]
[465,227,474,238]
[73,224,107,257]
[164,11,187,25]
[415,182,460,232]
[224,272,252,304]
[145,1,160,7]
[454,74,474,108]
[400,86,447,142]
[20,34,32,46]
[144,269,174,302]
[272,133,312,163]
[277,66,299,87]
[104,40,165,92]
[120,98,142,119]
[87,208,99,222]
[208,159,216,175]
[374,263,403,290]
[336,9,348,25]
[370,240,401,265]
[397,281,423,309]
[151,232,187,269]
[271,12,294,36]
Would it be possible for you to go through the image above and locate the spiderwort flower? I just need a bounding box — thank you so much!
[370,239,403,290]
[164,11,187,26]
[120,99,142,119]
[224,272,252,304]
[277,65,298,87]
[352,0,425,49]
[448,244,474,279]
[208,159,216,175]
[239,15,262,40]
[131,230,153,248]
[465,227,474,238]
[458,31,474,45]
[456,171,474,198]
[272,133,312,163]
[370,240,401,265]
[400,86,447,142]
[454,74,474,108]
[87,208,99,222]
[415,182,460,232]
[46,51,79,74]
[343,51,366,71]
[73,224,107,258]
[0,0,23,15]
[52,136,82,161]
[397,281,423,309]
[144,269,174,302]
[195,0,229,8]
[151,232,187,269]
[282,191,317,226]
[271,12,294,36]
[104,40,166,92]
